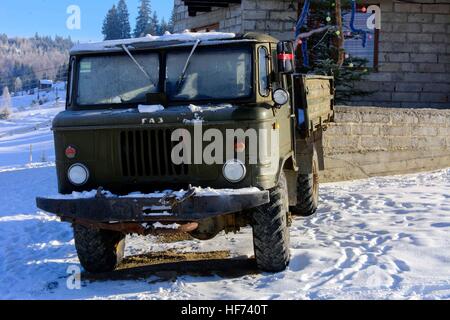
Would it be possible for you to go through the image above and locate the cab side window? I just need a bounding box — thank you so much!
[258,47,270,97]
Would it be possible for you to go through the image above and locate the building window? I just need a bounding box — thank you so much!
[342,10,379,69]
[191,23,220,33]
[258,47,270,97]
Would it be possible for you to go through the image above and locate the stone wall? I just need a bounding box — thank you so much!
[240,0,296,40]
[321,106,450,182]
[173,0,296,40]
[173,0,243,33]
[350,0,450,108]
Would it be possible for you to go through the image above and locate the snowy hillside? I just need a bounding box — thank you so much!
[0,90,449,299]
[0,83,65,168]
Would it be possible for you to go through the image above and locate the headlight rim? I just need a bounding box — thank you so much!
[67,163,90,186]
[273,88,290,106]
[222,159,247,183]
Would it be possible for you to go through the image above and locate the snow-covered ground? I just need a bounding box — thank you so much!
[0,89,449,300]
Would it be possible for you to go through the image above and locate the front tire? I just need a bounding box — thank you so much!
[73,224,125,273]
[252,173,290,272]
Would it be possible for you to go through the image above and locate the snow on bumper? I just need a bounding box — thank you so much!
[36,187,269,223]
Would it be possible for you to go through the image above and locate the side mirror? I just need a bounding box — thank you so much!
[277,41,295,74]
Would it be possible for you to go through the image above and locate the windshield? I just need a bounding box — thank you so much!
[166,47,253,101]
[76,53,159,106]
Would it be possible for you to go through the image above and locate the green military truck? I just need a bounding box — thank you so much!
[37,32,334,273]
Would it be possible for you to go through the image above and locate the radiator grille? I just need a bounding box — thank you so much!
[119,129,188,177]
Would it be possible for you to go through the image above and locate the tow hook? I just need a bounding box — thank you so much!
[160,185,197,207]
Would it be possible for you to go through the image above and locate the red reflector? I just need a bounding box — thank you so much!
[65,146,77,159]
[235,142,246,153]
[277,53,294,60]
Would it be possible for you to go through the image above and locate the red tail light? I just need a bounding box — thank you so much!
[277,53,294,61]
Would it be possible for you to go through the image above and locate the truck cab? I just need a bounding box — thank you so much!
[37,32,334,273]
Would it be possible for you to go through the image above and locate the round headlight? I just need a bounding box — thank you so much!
[223,159,246,183]
[273,88,289,106]
[68,164,89,186]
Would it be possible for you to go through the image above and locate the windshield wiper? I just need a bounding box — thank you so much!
[121,44,157,88]
[176,39,201,92]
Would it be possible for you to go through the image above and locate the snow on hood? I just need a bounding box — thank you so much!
[138,104,165,113]
[71,32,236,53]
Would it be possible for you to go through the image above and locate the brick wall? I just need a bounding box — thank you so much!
[350,0,450,108]
[321,106,450,182]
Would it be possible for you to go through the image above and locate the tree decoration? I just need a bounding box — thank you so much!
[350,0,367,48]
[295,0,311,67]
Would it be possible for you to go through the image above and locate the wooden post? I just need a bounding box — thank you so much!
[29,144,33,164]
[295,0,304,71]
[335,0,345,66]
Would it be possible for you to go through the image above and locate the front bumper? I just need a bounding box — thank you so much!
[36,187,269,224]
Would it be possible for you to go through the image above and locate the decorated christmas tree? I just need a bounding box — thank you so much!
[295,0,375,102]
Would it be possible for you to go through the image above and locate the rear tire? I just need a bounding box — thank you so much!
[252,173,290,272]
[291,151,319,217]
[73,224,125,273]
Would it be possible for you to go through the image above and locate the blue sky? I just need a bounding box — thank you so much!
[0,0,174,42]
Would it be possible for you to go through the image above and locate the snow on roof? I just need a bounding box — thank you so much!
[71,32,237,54]
[39,80,53,85]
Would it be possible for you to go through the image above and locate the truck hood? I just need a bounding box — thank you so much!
[53,103,274,128]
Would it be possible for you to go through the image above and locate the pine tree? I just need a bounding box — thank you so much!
[158,18,170,35]
[146,11,159,36]
[134,0,152,37]
[0,86,12,119]
[55,64,68,82]
[14,77,22,94]
[102,5,122,40]
[117,0,131,39]
[168,8,176,33]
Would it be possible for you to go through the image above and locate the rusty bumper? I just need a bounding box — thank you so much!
[36,188,269,225]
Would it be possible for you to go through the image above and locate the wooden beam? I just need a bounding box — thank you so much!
[185,1,229,8]
[183,0,241,4]
[183,0,242,16]
[335,0,345,66]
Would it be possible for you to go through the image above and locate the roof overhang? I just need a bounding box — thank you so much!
[182,0,242,17]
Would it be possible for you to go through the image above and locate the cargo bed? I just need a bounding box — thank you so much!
[292,74,334,137]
